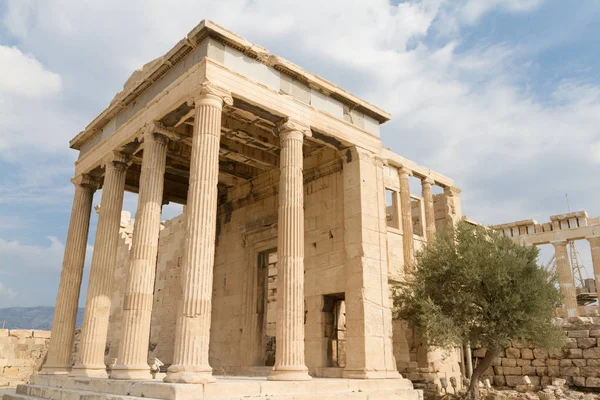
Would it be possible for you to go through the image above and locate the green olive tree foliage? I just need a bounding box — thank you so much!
[393,221,564,399]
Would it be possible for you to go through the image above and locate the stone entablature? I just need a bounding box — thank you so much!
[491,211,600,244]
[72,20,389,161]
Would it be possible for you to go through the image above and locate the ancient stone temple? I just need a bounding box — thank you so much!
[6,21,463,400]
[492,211,600,318]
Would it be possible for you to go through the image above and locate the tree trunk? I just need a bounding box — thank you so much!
[467,347,499,400]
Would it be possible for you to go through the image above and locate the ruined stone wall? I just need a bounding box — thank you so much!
[138,148,346,374]
[392,321,463,397]
[105,148,456,380]
[148,214,185,365]
[0,330,50,387]
[479,317,600,390]
[208,148,346,374]
[104,212,134,364]
[388,180,463,397]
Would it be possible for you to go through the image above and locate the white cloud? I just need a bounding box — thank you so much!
[0,236,65,272]
[0,45,61,98]
[0,45,78,157]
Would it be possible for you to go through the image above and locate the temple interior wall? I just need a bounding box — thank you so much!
[102,148,459,382]
[105,212,134,364]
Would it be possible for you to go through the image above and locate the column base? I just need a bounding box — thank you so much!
[267,366,312,381]
[164,365,215,384]
[110,364,153,380]
[69,363,108,378]
[39,363,71,375]
[342,369,402,379]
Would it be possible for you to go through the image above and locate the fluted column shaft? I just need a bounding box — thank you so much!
[421,178,436,242]
[165,84,230,384]
[71,153,129,378]
[112,131,168,380]
[587,237,600,307]
[399,168,414,273]
[268,121,311,381]
[552,240,578,317]
[41,176,97,374]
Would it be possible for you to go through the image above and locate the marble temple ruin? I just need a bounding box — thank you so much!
[5,21,466,400]
[492,211,600,318]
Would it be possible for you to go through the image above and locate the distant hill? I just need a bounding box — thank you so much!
[0,307,84,330]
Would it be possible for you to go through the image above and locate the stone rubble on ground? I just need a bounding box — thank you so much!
[480,377,600,400]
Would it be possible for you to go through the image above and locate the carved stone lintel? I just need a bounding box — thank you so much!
[188,81,233,107]
[102,151,131,170]
[444,185,461,196]
[70,174,99,192]
[276,118,311,138]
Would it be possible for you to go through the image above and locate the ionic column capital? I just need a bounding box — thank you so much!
[398,166,412,177]
[103,151,131,170]
[422,177,435,186]
[188,81,233,108]
[70,174,99,192]
[142,122,172,145]
[276,118,311,140]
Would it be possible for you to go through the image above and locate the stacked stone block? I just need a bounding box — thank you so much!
[0,330,51,387]
[478,317,600,390]
[392,321,463,398]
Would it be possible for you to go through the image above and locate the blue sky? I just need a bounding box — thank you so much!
[0,0,599,307]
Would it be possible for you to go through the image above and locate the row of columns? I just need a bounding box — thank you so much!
[552,238,600,317]
[397,168,459,272]
[42,82,311,382]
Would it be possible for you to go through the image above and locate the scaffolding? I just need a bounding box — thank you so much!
[545,241,597,305]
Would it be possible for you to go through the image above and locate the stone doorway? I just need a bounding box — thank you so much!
[258,249,278,366]
[323,294,346,368]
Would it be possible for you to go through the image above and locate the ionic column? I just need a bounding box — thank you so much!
[41,175,98,374]
[71,152,129,378]
[268,120,311,381]
[165,83,232,384]
[587,237,600,307]
[111,127,168,380]
[421,177,436,242]
[399,167,414,273]
[552,240,578,317]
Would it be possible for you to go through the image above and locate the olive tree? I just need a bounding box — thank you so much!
[394,221,564,400]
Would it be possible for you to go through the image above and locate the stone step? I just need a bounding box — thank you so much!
[5,388,421,400]
[19,375,421,400]
[17,385,152,400]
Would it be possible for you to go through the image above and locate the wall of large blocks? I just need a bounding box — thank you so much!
[103,149,458,381]
[0,329,50,387]
[106,148,348,373]
[479,317,600,390]
[105,213,134,364]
